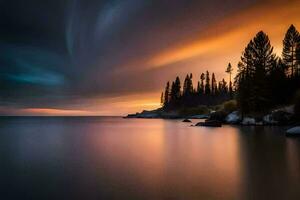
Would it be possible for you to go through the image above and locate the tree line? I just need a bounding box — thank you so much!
[160,24,300,115]
[161,68,233,110]
[235,24,300,115]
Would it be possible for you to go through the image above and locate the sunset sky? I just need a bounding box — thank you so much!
[1,0,300,116]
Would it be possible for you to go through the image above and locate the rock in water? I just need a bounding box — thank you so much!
[182,119,192,122]
[195,120,222,127]
[209,111,227,122]
[226,111,240,124]
[263,114,278,125]
[272,110,292,125]
[242,117,256,125]
[286,127,300,136]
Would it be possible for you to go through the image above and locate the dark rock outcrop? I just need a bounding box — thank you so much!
[195,120,222,127]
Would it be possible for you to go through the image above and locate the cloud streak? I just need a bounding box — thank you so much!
[1,0,300,115]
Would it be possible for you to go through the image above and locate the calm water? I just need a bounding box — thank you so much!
[1,117,300,200]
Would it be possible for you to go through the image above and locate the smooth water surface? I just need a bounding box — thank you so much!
[1,117,300,200]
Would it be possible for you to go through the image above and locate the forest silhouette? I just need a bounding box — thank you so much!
[160,24,300,118]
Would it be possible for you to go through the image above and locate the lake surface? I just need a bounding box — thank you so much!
[1,117,300,200]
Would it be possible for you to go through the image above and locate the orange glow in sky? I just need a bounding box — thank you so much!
[3,0,300,116]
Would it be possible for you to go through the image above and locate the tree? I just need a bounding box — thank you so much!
[174,76,181,99]
[282,24,300,77]
[183,74,188,95]
[188,73,193,94]
[297,40,300,76]
[160,92,164,105]
[196,81,201,94]
[268,58,287,106]
[236,44,255,114]
[205,71,211,95]
[170,81,176,103]
[200,73,205,94]
[235,31,276,114]
[226,62,234,96]
[163,82,170,107]
[219,79,228,94]
[211,73,217,95]
[183,74,193,95]
[251,32,276,112]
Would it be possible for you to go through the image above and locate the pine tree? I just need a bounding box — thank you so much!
[236,31,276,114]
[160,92,164,106]
[163,82,170,108]
[200,73,205,94]
[205,71,211,95]
[221,79,228,94]
[268,58,287,106]
[282,24,300,77]
[183,74,189,95]
[170,81,176,103]
[196,81,201,94]
[211,73,217,95]
[297,41,300,76]
[174,76,181,99]
[188,73,193,94]
[251,31,275,112]
[226,63,234,96]
[183,74,193,95]
[236,45,254,114]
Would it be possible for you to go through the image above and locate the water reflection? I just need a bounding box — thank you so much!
[1,117,300,199]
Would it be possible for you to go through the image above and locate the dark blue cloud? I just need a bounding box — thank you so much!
[0,0,257,111]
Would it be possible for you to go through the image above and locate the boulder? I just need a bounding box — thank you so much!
[255,121,264,126]
[272,110,292,125]
[274,105,294,114]
[263,114,278,125]
[195,120,222,127]
[286,127,300,136]
[225,111,241,124]
[182,119,192,122]
[241,117,256,125]
[209,111,227,122]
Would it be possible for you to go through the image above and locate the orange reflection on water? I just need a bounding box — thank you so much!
[85,119,242,199]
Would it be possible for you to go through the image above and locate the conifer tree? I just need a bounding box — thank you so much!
[163,82,170,107]
[170,81,176,103]
[196,81,201,94]
[226,63,234,96]
[205,71,211,95]
[200,73,205,94]
[174,76,181,99]
[268,58,287,105]
[211,73,217,95]
[236,31,276,114]
[282,24,300,77]
[183,73,193,95]
[297,41,300,75]
[188,73,193,94]
[251,31,275,112]
[183,74,189,95]
[220,79,228,94]
[160,92,164,105]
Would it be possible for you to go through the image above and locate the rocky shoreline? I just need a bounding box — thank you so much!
[125,105,300,135]
[125,106,296,124]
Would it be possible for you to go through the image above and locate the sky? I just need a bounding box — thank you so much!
[0,0,300,116]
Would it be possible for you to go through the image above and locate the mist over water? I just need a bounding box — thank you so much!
[1,117,300,199]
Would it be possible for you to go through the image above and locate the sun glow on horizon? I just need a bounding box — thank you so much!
[2,0,300,116]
